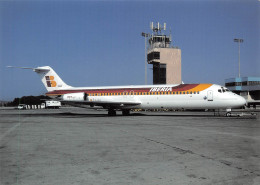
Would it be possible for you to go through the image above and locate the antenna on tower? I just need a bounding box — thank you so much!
[150,22,153,30]
[169,27,172,42]
[150,22,167,34]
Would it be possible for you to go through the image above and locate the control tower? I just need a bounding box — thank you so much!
[146,22,181,84]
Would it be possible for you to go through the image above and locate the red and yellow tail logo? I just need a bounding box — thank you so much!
[45,76,57,87]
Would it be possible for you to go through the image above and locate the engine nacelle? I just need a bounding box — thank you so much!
[62,92,87,101]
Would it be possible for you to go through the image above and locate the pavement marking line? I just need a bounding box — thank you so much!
[0,122,21,142]
[173,125,260,141]
[119,128,260,177]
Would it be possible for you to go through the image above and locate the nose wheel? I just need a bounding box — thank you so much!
[226,112,232,117]
[226,108,232,117]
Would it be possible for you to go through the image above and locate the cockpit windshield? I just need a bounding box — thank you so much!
[225,88,230,92]
[218,87,231,93]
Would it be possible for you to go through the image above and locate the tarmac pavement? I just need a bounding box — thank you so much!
[0,107,259,185]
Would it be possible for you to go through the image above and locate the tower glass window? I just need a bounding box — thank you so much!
[147,52,160,62]
[153,63,166,84]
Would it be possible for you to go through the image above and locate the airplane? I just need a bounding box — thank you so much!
[8,66,246,116]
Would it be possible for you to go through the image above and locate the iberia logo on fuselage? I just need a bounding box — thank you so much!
[150,87,172,92]
[45,76,57,87]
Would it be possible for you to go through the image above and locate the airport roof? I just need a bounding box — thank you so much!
[225,77,260,83]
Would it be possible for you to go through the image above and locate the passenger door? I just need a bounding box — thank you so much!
[207,90,213,101]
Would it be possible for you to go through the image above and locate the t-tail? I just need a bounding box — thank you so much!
[7,66,72,92]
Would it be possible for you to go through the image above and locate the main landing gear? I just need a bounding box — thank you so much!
[122,109,130,116]
[108,109,130,116]
[108,109,116,116]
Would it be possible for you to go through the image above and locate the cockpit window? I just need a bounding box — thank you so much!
[219,87,230,93]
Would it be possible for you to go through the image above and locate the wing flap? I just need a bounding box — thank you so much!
[60,100,141,109]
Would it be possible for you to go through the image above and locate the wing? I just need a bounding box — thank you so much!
[60,100,141,109]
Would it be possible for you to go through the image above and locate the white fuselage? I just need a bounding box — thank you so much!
[54,84,246,110]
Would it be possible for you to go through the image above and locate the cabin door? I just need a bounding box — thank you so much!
[207,90,213,101]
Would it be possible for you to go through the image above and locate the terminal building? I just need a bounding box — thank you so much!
[145,22,181,84]
[225,77,260,107]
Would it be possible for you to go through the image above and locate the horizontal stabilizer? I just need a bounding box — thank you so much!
[7,66,50,72]
[7,66,35,70]
[7,66,71,91]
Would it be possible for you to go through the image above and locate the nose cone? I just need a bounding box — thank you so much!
[236,96,247,107]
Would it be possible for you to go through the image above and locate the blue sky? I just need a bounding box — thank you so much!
[0,0,259,101]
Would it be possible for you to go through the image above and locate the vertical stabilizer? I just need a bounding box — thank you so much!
[33,66,72,91]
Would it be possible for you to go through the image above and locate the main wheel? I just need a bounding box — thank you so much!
[108,109,116,116]
[122,109,130,116]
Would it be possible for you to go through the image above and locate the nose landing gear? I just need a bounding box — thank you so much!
[226,108,232,117]
[226,112,232,117]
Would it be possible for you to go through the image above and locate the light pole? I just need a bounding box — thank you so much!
[234,38,243,78]
[141,32,151,85]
